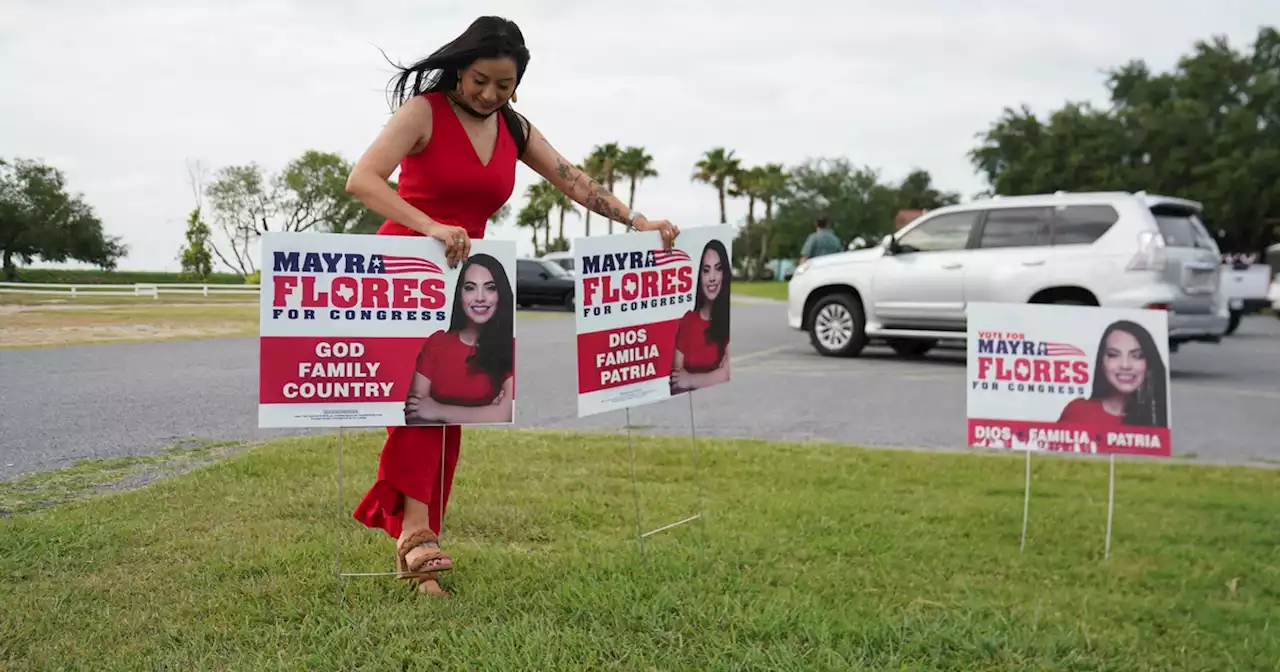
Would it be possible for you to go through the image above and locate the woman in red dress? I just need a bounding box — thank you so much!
[670,239,731,394]
[344,16,681,597]
[1057,319,1169,428]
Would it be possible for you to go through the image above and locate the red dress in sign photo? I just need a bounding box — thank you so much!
[1057,398,1126,427]
[352,90,518,540]
[675,310,724,372]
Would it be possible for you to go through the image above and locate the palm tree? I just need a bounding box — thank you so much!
[754,163,790,276]
[515,199,548,253]
[616,146,659,214]
[692,147,741,224]
[588,143,622,233]
[524,180,560,252]
[548,189,578,251]
[578,154,607,237]
[730,165,764,228]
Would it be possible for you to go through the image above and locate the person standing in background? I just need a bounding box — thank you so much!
[799,217,844,264]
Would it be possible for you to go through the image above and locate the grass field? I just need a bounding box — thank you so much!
[0,303,262,348]
[734,280,788,301]
[2,429,1276,670]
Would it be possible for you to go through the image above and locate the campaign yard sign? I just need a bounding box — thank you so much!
[966,301,1172,457]
[573,225,734,417]
[258,231,518,429]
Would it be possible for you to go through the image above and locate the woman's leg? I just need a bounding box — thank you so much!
[352,424,463,586]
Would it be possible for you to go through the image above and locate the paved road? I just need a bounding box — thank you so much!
[3,303,1279,480]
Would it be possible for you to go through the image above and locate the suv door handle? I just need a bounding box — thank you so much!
[1022,260,1045,267]
[941,263,962,270]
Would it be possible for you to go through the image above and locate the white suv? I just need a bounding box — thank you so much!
[787,191,1230,357]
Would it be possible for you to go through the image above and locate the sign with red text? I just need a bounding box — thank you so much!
[258,231,518,428]
[966,302,1172,457]
[573,225,733,417]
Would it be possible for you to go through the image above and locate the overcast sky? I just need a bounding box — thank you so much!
[2,0,1274,271]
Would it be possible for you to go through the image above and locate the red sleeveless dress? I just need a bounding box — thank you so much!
[352,91,518,539]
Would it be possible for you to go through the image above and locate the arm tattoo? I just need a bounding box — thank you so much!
[583,181,628,228]
[551,153,631,228]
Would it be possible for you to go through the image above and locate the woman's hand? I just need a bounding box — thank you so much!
[637,217,680,250]
[407,397,449,424]
[428,223,471,268]
[669,367,693,391]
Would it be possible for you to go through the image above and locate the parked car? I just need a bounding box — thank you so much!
[541,251,575,274]
[1220,259,1273,334]
[787,190,1230,358]
[516,257,575,310]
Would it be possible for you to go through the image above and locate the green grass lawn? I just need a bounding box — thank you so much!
[734,281,788,301]
[2,429,1276,670]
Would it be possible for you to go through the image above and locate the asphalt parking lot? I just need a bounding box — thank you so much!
[2,302,1278,482]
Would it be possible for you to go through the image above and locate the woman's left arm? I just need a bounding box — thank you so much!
[520,119,680,248]
[693,344,732,387]
[431,377,515,424]
[671,344,731,389]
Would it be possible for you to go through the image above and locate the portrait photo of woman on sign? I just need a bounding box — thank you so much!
[669,239,731,395]
[1057,319,1169,428]
[405,253,515,425]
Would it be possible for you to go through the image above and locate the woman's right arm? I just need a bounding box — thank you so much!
[345,96,471,264]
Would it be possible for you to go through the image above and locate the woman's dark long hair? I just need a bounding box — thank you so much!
[447,253,515,391]
[1088,320,1168,427]
[695,239,731,359]
[384,16,530,112]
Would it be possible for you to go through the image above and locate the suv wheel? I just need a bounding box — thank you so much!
[564,291,575,311]
[808,294,867,357]
[888,338,936,358]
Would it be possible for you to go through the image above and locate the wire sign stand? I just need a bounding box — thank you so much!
[332,427,451,597]
[623,392,709,564]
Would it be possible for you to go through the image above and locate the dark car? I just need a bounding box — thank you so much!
[516,257,575,310]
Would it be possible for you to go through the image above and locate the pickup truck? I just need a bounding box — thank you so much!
[1221,259,1273,334]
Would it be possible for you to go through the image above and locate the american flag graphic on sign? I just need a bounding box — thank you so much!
[374,254,443,275]
[652,249,691,266]
[1043,342,1086,357]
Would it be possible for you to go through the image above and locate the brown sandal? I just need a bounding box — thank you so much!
[395,528,454,580]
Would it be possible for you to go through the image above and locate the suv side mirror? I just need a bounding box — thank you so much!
[882,235,898,255]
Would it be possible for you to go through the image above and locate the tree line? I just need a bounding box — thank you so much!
[2,25,1275,281]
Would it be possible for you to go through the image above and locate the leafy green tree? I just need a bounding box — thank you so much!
[766,158,902,258]
[204,150,377,273]
[0,157,126,281]
[177,206,214,280]
[971,25,1280,256]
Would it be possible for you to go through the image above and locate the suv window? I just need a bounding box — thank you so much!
[895,211,978,253]
[1051,205,1119,245]
[1152,208,1215,249]
[977,207,1051,249]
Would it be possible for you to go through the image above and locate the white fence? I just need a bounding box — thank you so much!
[0,282,261,299]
